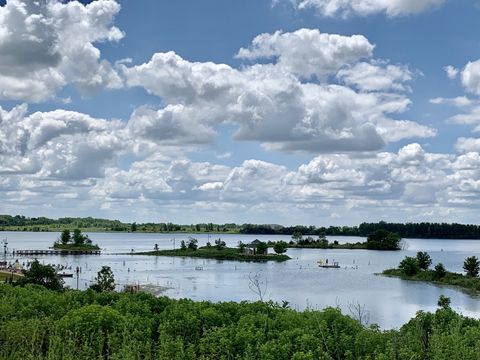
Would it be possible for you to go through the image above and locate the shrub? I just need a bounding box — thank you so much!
[399,256,420,276]
[434,263,447,279]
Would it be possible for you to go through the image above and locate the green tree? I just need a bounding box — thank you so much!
[256,241,268,255]
[90,266,115,292]
[131,222,137,232]
[273,241,288,254]
[463,256,480,277]
[72,229,85,245]
[416,251,432,270]
[366,230,401,250]
[18,259,64,291]
[180,240,187,251]
[187,237,198,251]
[60,229,71,245]
[434,263,447,279]
[399,256,420,276]
[437,295,451,310]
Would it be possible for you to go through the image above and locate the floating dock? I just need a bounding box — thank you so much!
[317,260,340,268]
[15,249,101,256]
[318,264,340,269]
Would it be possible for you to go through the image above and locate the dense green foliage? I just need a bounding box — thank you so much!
[4,214,480,239]
[1,284,480,359]
[366,230,402,250]
[16,260,64,291]
[383,253,480,293]
[464,256,480,277]
[272,232,401,251]
[137,247,291,262]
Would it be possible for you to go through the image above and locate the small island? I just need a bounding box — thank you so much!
[136,238,290,262]
[382,252,480,293]
[53,229,100,252]
[270,230,402,251]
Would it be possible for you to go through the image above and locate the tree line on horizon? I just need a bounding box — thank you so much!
[2,215,480,239]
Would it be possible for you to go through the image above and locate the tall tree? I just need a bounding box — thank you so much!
[416,252,432,270]
[72,229,85,245]
[90,266,115,292]
[60,229,71,245]
[463,256,480,277]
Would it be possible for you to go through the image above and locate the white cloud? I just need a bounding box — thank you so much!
[284,0,446,18]
[461,60,480,96]
[0,0,123,102]
[0,104,125,179]
[236,29,373,79]
[444,65,459,80]
[337,61,413,92]
[122,29,435,154]
[455,137,480,153]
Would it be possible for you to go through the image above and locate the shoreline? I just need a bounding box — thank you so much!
[379,268,480,295]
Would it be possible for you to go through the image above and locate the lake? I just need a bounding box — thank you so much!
[2,231,480,329]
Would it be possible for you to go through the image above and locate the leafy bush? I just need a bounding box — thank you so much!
[2,284,480,359]
[399,256,420,276]
[273,241,288,254]
[434,263,447,279]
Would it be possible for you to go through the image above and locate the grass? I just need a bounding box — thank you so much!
[136,247,291,262]
[52,243,100,251]
[381,268,480,294]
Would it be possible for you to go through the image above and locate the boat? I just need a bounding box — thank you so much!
[317,260,340,268]
[57,272,74,278]
[318,264,340,269]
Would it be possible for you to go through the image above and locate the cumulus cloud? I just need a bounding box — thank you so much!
[337,61,413,92]
[122,29,434,154]
[85,143,480,222]
[0,104,125,179]
[0,0,123,102]
[455,137,480,153]
[282,0,446,17]
[236,29,373,79]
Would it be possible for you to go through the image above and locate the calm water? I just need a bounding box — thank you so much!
[2,231,480,329]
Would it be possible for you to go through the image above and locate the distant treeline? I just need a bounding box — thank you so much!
[2,215,480,239]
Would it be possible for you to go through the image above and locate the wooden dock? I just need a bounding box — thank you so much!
[15,249,101,256]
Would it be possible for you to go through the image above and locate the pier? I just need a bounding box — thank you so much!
[15,249,101,256]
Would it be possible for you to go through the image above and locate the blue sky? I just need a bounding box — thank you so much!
[1,0,480,225]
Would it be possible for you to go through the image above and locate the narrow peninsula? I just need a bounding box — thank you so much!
[382,252,480,294]
[136,238,290,262]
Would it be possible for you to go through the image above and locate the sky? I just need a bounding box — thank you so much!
[1,0,480,226]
